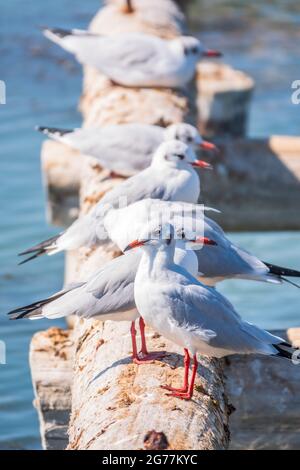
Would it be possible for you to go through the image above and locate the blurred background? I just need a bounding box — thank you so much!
[0,0,299,449]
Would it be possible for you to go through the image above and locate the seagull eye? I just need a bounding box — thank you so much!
[166,234,172,245]
[191,46,198,54]
[186,136,193,143]
[165,153,185,161]
[175,153,185,160]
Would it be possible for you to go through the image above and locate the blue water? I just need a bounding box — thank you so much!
[0,0,101,450]
[0,0,299,450]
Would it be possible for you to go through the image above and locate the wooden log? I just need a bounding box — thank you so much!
[41,141,83,227]
[68,322,229,450]
[62,0,229,451]
[227,329,300,450]
[197,63,254,138]
[30,328,300,450]
[201,136,300,231]
[29,328,74,450]
[43,135,300,231]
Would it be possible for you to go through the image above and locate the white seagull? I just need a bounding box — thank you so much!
[36,123,218,177]
[43,29,221,88]
[126,223,296,399]
[104,199,300,288]
[9,230,213,364]
[19,141,211,264]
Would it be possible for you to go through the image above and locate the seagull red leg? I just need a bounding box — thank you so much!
[137,317,166,362]
[130,321,141,364]
[165,353,198,400]
[162,348,190,393]
[184,354,198,400]
[109,171,127,179]
[139,317,149,356]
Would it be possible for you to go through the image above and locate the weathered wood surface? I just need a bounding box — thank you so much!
[30,328,300,450]
[42,135,300,231]
[197,63,254,138]
[41,141,83,227]
[29,328,74,450]
[68,322,229,450]
[201,135,300,231]
[227,328,300,450]
[59,0,230,451]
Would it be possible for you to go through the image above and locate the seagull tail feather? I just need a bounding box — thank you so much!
[273,342,296,361]
[265,262,300,278]
[7,291,66,320]
[18,234,61,265]
[36,126,73,141]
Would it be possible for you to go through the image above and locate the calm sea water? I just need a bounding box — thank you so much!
[0,0,299,450]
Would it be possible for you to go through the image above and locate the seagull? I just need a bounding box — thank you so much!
[36,123,218,177]
[125,223,296,400]
[9,230,214,364]
[18,141,211,264]
[104,199,300,288]
[43,29,221,88]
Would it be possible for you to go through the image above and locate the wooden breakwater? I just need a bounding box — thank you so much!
[30,0,300,450]
[30,327,300,450]
[43,134,300,231]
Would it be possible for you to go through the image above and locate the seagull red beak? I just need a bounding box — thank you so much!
[203,49,222,58]
[124,239,147,252]
[193,237,218,246]
[200,140,219,153]
[191,160,213,170]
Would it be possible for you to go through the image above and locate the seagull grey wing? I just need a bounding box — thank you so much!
[164,284,218,345]
[81,124,163,175]
[64,281,86,291]
[56,210,100,251]
[204,215,226,236]
[195,234,255,279]
[195,220,269,280]
[174,283,279,355]
[85,251,141,313]
[226,243,270,278]
[192,219,235,278]
[95,168,167,216]
[90,34,162,80]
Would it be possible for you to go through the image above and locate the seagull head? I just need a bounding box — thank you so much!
[151,140,213,171]
[124,223,176,253]
[179,36,222,60]
[124,222,217,254]
[175,226,218,249]
[164,123,219,153]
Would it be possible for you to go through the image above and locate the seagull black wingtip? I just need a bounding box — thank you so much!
[44,27,73,38]
[265,262,300,278]
[273,343,295,360]
[35,126,73,137]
